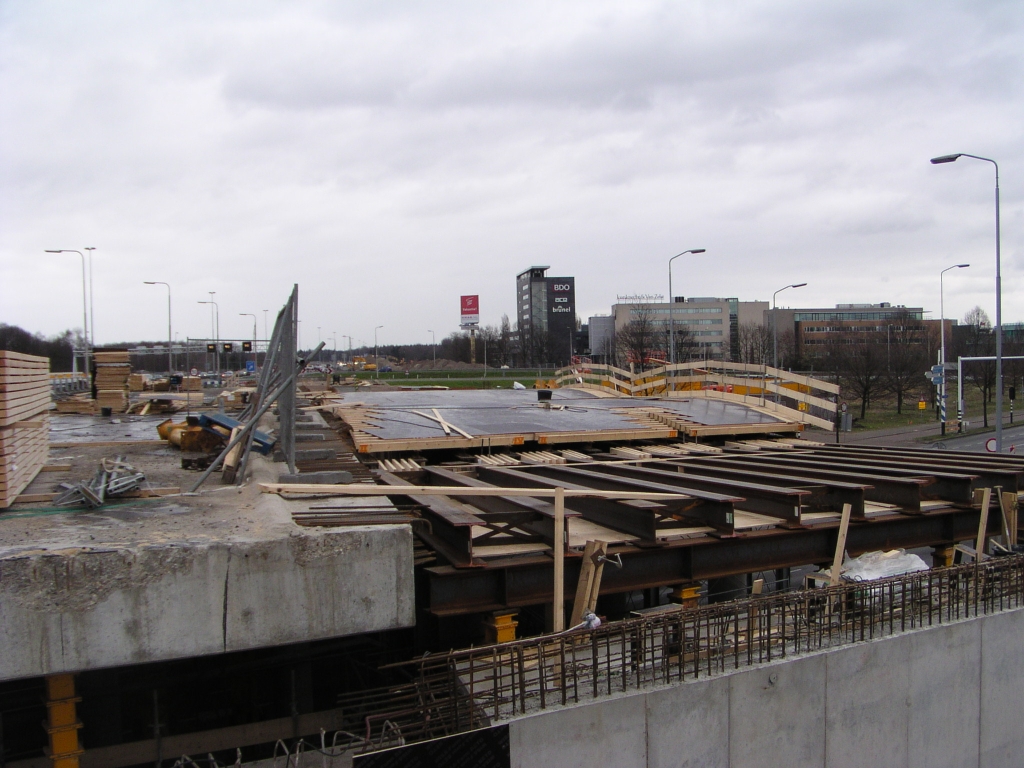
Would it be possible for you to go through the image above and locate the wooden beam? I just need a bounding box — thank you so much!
[830,503,853,587]
[975,487,993,557]
[570,540,607,627]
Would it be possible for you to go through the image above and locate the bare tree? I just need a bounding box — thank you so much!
[738,322,772,366]
[884,309,928,414]
[617,305,661,372]
[663,323,699,363]
[494,314,513,367]
[957,306,996,426]
[833,336,886,419]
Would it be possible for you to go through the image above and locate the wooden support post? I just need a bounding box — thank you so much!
[1006,491,1019,547]
[553,486,565,632]
[221,427,243,484]
[1000,490,1017,547]
[975,487,992,558]
[829,503,853,587]
[570,540,608,627]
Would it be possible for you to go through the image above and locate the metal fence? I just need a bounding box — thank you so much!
[352,555,1024,748]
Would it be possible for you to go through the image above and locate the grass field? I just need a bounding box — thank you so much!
[850,382,1021,431]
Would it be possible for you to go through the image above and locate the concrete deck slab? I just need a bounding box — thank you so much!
[0,417,415,682]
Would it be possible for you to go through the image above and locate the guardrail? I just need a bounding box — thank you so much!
[350,555,1024,748]
[50,374,90,396]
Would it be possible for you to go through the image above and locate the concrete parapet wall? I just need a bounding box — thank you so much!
[0,525,414,681]
[508,607,1024,768]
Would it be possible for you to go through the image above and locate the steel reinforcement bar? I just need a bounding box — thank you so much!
[361,555,1024,747]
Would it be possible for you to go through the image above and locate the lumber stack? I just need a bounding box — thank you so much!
[128,373,149,392]
[94,351,131,413]
[182,376,203,392]
[1,351,51,507]
[55,394,98,414]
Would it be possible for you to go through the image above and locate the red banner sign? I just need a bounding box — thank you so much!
[460,295,480,326]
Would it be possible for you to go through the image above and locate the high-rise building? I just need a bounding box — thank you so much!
[516,266,576,366]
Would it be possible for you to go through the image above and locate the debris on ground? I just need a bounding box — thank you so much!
[53,457,147,509]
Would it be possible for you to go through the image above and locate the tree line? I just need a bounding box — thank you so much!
[0,324,77,371]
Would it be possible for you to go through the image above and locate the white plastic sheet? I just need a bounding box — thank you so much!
[840,549,929,582]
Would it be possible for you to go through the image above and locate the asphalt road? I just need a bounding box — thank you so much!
[932,421,1024,454]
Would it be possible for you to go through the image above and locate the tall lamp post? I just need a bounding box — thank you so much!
[939,264,970,435]
[144,281,173,374]
[240,313,257,372]
[427,330,436,369]
[262,310,269,342]
[772,283,807,370]
[931,153,1003,450]
[199,297,219,378]
[668,248,706,365]
[374,326,384,380]
[84,247,96,345]
[45,249,89,374]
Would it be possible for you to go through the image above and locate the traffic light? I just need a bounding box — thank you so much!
[223,343,233,353]
[242,341,252,352]
[206,343,216,353]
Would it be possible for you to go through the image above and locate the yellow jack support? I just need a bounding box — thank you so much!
[45,674,83,768]
[483,611,519,644]
[669,584,701,609]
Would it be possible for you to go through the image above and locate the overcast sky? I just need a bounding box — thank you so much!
[1,0,1021,349]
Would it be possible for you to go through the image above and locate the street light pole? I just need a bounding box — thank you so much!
[45,249,89,374]
[84,247,96,346]
[772,283,807,370]
[428,330,436,368]
[668,248,706,365]
[144,281,172,375]
[931,153,1003,451]
[374,326,384,380]
[939,264,970,435]
[263,310,269,342]
[199,297,219,378]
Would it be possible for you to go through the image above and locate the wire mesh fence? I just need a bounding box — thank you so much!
[354,554,1024,748]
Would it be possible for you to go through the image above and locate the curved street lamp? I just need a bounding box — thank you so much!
[931,153,1003,450]
[668,248,706,365]
[199,297,219,376]
[772,283,807,370]
[144,281,172,374]
[45,249,89,373]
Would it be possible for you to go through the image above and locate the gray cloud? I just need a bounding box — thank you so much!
[1,0,1022,346]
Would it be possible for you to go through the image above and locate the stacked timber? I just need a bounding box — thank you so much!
[128,373,149,392]
[181,376,202,392]
[94,351,131,412]
[0,351,51,507]
[55,394,97,414]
